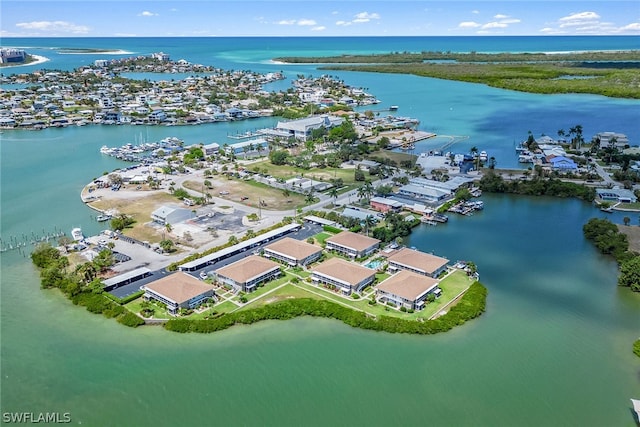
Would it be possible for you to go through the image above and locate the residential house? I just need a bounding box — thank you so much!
[325,231,380,259]
[375,270,441,310]
[311,257,376,295]
[214,255,281,292]
[370,197,403,213]
[263,237,322,267]
[142,272,215,315]
[387,247,449,278]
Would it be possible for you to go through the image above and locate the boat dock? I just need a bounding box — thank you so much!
[448,200,484,216]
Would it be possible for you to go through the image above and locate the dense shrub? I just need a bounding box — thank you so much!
[117,312,145,328]
[164,282,487,335]
[634,339,640,358]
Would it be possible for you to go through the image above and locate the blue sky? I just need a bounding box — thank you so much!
[1,1,639,37]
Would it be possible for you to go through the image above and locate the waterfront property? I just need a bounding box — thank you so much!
[214,255,281,292]
[325,231,380,259]
[386,247,449,278]
[310,257,376,295]
[263,237,322,267]
[375,270,441,311]
[151,205,193,226]
[142,272,215,315]
[595,187,638,204]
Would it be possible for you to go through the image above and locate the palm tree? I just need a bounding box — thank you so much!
[75,262,97,283]
[228,235,239,245]
[329,187,339,204]
[364,215,376,236]
[470,146,479,170]
[305,189,316,204]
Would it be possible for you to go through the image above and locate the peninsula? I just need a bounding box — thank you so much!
[273,50,640,99]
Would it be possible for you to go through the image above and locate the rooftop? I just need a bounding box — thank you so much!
[144,272,213,304]
[375,270,439,301]
[388,248,449,274]
[311,258,375,286]
[264,237,322,261]
[215,255,280,284]
[326,231,380,252]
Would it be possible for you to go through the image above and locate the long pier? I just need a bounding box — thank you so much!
[0,227,66,253]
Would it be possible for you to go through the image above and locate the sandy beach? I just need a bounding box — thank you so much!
[1,54,49,68]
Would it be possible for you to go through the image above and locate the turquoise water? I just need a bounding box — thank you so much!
[1,37,640,426]
[364,259,384,269]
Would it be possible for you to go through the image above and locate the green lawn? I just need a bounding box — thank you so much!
[250,160,359,185]
[312,232,333,245]
[292,269,474,320]
[125,298,171,320]
[244,272,294,302]
[238,283,321,310]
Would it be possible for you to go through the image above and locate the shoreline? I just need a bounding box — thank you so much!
[0,54,49,68]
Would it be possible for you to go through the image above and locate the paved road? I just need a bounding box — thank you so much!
[109,222,323,299]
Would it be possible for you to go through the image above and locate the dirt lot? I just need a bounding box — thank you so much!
[184,178,307,211]
[618,224,640,253]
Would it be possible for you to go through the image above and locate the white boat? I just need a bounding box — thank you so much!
[96,214,112,222]
[71,227,84,241]
[479,151,488,162]
[631,399,640,424]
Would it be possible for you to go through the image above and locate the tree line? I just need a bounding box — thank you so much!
[164,281,487,334]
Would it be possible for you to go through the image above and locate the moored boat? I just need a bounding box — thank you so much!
[71,227,84,241]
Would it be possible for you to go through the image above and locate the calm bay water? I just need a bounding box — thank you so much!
[1,37,640,426]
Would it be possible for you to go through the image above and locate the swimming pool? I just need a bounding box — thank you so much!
[364,260,384,269]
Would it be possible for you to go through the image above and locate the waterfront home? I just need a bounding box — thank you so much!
[263,237,322,267]
[325,231,380,259]
[203,143,220,156]
[375,270,441,311]
[595,132,629,149]
[310,257,376,295]
[387,247,449,278]
[151,206,193,226]
[370,197,403,213]
[214,255,281,292]
[596,188,638,204]
[142,272,215,315]
[0,48,26,63]
[547,155,578,171]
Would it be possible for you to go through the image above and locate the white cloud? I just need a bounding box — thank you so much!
[355,12,380,21]
[277,20,296,25]
[494,14,509,19]
[559,11,600,23]
[458,21,481,28]
[297,19,317,26]
[138,11,158,17]
[482,22,508,29]
[337,11,380,26]
[500,19,521,24]
[311,26,326,32]
[618,22,640,32]
[15,20,90,34]
[472,10,480,15]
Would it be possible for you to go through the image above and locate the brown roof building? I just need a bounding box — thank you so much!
[143,272,215,314]
[375,270,441,311]
[387,247,449,278]
[311,257,376,295]
[214,255,281,292]
[264,237,322,266]
[325,231,380,259]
